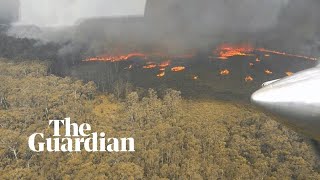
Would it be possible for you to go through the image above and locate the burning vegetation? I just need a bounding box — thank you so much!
[257,48,318,61]
[157,71,165,78]
[264,69,273,75]
[171,66,186,72]
[81,43,317,81]
[215,44,254,59]
[83,53,147,62]
[245,76,254,82]
[159,60,171,68]
[143,64,157,69]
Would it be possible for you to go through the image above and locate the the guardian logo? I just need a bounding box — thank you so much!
[28,118,135,152]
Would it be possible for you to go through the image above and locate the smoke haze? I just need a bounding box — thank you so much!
[2,0,320,60]
[18,0,146,26]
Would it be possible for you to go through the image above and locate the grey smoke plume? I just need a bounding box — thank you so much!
[18,0,146,27]
[3,0,320,58]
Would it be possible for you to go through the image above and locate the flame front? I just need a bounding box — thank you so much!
[82,43,316,84]
[257,48,317,61]
[215,44,254,59]
[84,53,146,62]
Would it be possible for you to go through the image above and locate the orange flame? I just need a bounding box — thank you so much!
[249,63,254,67]
[286,72,294,76]
[84,53,146,62]
[157,71,165,77]
[264,69,273,75]
[171,66,186,72]
[220,69,230,76]
[257,48,317,61]
[143,64,157,69]
[245,76,254,82]
[214,44,317,61]
[159,60,171,68]
[215,44,254,59]
[192,75,199,80]
[159,68,166,71]
[256,58,261,62]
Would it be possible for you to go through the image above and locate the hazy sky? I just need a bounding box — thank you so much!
[19,0,147,26]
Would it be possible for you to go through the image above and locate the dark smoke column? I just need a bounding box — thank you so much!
[0,0,20,24]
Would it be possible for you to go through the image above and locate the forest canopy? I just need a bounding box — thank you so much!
[0,59,319,179]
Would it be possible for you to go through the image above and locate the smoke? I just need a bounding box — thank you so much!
[4,0,320,64]
[141,0,290,52]
[0,0,19,24]
[18,0,146,27]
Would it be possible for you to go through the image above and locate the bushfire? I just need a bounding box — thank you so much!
[81,43,317,82]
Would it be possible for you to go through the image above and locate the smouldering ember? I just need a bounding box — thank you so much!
[171,66,186,72]
[255,58,261,62]
[249,63,254,67]
[286,72,294,76]
[264,69,273,75]
[264,54,270,57]
[83,53,146,62]
[159,68,166,71]
[192,75,199,80]
[220,69,230,76]
[157,71,165,78]
[143,64,157,69]
[256,48,317,61]
[245,76,254,82]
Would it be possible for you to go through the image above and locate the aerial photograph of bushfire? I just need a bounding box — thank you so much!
[0,0,320,179]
